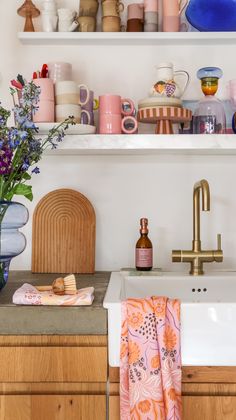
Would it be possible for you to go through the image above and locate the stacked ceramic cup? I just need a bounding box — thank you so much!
[48,62,73,84]
[55,81,91,124]
[78,0,98,32]
[102,0,124,32]
[99,95,138,134]
[41,0,58,32]
[33,79,55,123]
[127,3,144,32]
[144,0,158,31]
[57,8,79,32]
[80,89,99,126]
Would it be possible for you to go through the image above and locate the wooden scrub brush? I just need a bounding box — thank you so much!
[36,274,77,295]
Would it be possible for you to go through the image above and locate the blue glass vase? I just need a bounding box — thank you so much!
[0,201,29,290]
[186,0,236,32]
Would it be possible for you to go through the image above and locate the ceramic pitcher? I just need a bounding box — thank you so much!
[150,62,190,99]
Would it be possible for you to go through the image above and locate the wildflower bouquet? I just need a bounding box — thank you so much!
[0,77,74,290]
[0,78,74,202]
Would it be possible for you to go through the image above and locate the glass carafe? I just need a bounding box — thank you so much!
[193,67,226,135]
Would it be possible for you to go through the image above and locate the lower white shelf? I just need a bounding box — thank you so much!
[43,134,236,155]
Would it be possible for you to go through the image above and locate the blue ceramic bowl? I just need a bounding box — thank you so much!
[186,0,236,31]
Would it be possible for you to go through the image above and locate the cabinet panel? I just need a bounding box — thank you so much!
[32,395,106,420]
[109,396,120,420]
[0,346,107,383]
[0,395,106,420]
[0,396,31,420]
[183,396,236,420]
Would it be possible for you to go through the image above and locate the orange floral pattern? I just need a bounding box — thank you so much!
[163,326,177,351]
[151,355,160,369]
[138,399,151,413]
[128,311,144,329]
[120,297,181,420]
[128,341,140,364]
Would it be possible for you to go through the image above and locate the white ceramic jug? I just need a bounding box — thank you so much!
[150,62,190,99]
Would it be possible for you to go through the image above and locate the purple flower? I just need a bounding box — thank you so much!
[21,159,30,171]
[0,146,13,175]
[32,166,40,174]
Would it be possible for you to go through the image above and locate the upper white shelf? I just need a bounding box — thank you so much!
[17,31,236,46]
[43,134,236,155]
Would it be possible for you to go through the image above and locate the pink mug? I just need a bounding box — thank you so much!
[33,78,54,101]
[99,95,135,116]
[33,79,55,123]
[128,3,144,20]
[99,114,138,134]
[144,0,158,12]
[163,0,188,32]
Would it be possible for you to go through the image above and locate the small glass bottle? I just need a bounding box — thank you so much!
[135,218,153,271]
[193,67,226,135]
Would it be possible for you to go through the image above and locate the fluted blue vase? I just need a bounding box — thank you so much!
[0,201,29,290]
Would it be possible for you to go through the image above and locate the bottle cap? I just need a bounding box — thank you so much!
[140,218,148,234]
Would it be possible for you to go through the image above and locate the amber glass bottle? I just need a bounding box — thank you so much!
[135,218,153,271]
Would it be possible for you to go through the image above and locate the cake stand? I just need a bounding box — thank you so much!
[138,106,192,134]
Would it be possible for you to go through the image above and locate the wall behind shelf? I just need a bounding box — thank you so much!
[0,1,236,271]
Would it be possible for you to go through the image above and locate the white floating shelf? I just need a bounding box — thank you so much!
[43,134,236,156]
[17,31,236,46]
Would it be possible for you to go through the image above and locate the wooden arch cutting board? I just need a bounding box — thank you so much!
[32,189,96,274]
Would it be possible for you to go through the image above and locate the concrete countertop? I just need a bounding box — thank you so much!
[0,271,110,335]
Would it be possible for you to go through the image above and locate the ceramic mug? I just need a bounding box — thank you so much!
[127,18,144,32]
[33,100,55,123]
[58,19,78,32]
[145,11,158,24]
[144,0,158,12]
[99,95,135,116]
[163,0,188,31]
[102,0,124,17]
[81,89,99,125]
[42,0,56,12]
[99,113,138,134]
[55,81,90,106]
[41,11,58,32]
[79,0,99,17]
[48,62,72,83]
[144,22,158,31]
[33,78,54,101]
[102,16,123,31]
[56,104,91,124]
[58,8,78,32]
[127,3,144,20]
[78,16,96,32]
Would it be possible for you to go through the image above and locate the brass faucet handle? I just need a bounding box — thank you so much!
[217,234,222,250]
[213,233,223,263]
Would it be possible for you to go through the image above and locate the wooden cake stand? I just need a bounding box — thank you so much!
[138,106,192,134]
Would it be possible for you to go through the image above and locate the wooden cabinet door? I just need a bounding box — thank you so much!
[0,395,106,420]
[33,395,106,420]
[0,396,31,420]
[183,396,236,420]
[109,396,120,420]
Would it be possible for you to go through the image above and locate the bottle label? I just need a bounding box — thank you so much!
[136,248,153,268]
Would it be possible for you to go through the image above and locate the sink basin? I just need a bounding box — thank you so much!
[103,270,236,367]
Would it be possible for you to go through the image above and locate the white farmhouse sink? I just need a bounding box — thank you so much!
[103,270,236,367]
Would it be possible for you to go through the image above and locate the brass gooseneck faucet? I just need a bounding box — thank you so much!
[172,179,223,275]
